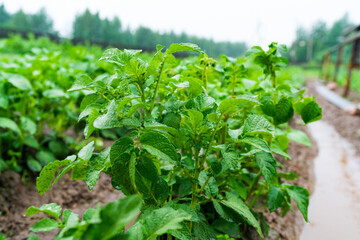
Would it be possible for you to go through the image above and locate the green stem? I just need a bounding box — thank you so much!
[98,92,111,102]
[247,170,261,198]
[199,175,211,193]
[202,64,207,90]
[249,191,261,208]
[190,147,200,210]
[149,57,166,114]
[232,74,236,98]
[202,117,222,167]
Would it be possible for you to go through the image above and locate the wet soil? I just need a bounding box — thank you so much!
[306,81,360,156]
[300,121,360,239]
[0,172,122,240]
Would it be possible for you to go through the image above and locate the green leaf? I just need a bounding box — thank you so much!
[27,159,42,172]
[187,110,204,131]
[287,129,311,147]
[111,153,135,194]
[274,98,294,125]
[144,122,178,136]
[301,101,322,124]
[24,135,39,149]
[0,94,9,109]
[36,159,71,195]
[192,213,217,239]
[110,136,134,164]
[219,95,260,115]
[267,186,284,212]
[212,219,241,238]
[168,223,192,240]
[136,207,192,238]
[260,93,275,117]
[285,185,309,222]
[36,151,56,166]
[86,148,110,190]
[166,43,202,54]
[30,218,58,232]
[271,143,291,159]
[99,48,142,66]
[221,193,263,237]
[82,195,142,240]
[222,150,239,169]
[78,141,95,161]
[27,233,40,240]
[80,93,100,111]
[199,171,218,197]
[278,171,299,180]
[129,152,137,193]
[25,203,62,219]
[189,94,216,113]
[84,108,100,139]
[163,112,181,129]
[140,132,177,163]
[240,136,271,152]
[93,100,120,129]
[6,73,32,90]
[0,117,22,136]
[20,116,37,135]
[68,74,93,92]
[243,115,274,137]
[43,89,66,98]
[255,152,277,185]
[228,127,243,140]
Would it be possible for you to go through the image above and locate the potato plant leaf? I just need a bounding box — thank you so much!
[255,152,277,185]
[274,98,294,125]
[285,185,309,222]
[140,132,177,163]
[25,203,62,220]
[30,218,59,232]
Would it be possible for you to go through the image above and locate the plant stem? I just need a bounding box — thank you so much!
[202,64,207,90]
[247,170,261,198]
[149,57,166,114]
[202,117,221,167]
[232,74,236,98]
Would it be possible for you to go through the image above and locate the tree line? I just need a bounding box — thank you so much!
[0,5,247,57]
[289,14,354,63]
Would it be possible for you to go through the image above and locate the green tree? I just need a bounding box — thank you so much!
[0,4,11,25]
[31,8,54,34]
[4,9,32,31]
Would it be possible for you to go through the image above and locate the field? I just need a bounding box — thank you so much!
[0,36,325,240]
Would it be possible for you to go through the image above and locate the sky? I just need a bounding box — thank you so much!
[1,0,360,47]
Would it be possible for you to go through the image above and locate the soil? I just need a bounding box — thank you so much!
[306,80,360,156]
[0,172,122,240]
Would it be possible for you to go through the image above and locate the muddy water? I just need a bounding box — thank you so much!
[300,121,360,240]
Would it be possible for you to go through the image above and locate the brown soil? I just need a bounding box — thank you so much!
[0,172,122,240]
[307,80,360,156]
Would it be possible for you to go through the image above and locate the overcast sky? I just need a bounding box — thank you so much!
[1,0,360,47]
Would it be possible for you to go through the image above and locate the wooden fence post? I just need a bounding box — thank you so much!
[343,39,360,97]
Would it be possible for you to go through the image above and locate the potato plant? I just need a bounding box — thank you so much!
[0,41,114,176]
[27,42,322,239]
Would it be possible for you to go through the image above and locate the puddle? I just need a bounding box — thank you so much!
[300,121,360,240]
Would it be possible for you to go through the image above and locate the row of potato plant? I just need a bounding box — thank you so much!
[26,42,322,239]
[0,39,117,177]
